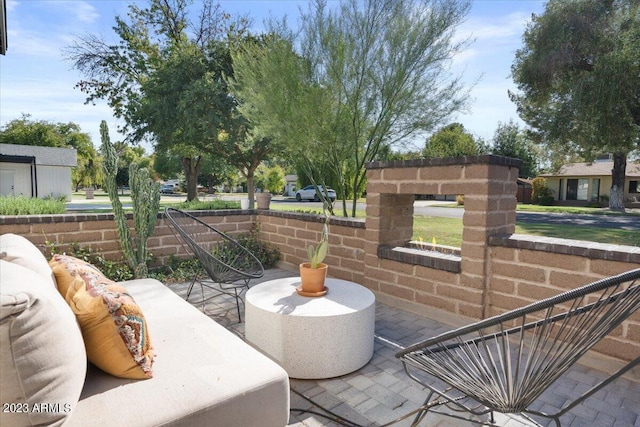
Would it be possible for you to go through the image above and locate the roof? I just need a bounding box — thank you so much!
[0,144,77,167]
[540,161,640,178]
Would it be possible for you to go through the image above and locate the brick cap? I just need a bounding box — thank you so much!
[366,154,522,170]
[489,234,640,264]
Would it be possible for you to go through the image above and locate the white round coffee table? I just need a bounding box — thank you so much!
[245,277,375,379]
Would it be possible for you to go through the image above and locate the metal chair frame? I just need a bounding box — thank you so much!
[164,207,264,322]
[396,268,640,426]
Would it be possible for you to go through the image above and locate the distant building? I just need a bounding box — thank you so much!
[0,144,77,200]
[284,174,298,197]
[539,160,640,205]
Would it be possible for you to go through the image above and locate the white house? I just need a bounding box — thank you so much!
[284,174,298,197]
[539,160,640,205]
[0,144,77,200]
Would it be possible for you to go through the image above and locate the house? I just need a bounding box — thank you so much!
[284,174,298,197]
[539,160,640,205]
[0,144,77,200]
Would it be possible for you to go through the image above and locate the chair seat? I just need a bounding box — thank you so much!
[397,267,640,426]
[164,208,264,322]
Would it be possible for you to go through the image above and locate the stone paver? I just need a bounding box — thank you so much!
[169,268,640,427]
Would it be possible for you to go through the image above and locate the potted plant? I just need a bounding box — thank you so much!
[297,209,330,296]
[256,191,272,209]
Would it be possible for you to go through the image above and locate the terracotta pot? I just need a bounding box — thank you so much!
[299,262,328,293]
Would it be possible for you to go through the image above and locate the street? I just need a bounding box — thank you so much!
[274,198,640,231]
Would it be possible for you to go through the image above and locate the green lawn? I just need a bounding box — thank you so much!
[412,216,638,247]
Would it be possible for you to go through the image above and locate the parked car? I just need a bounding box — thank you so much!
[160,184,175,194]
[295,185,336,202]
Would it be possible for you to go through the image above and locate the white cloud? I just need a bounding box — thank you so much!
[6,28,62,57]
[57,1,99,24]
[458,11,532,45]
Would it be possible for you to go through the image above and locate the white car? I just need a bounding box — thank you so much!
[295,185,336,202]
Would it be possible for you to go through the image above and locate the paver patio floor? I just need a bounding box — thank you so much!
[168,268,640,427]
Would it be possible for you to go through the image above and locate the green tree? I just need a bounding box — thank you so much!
[229,0,472,216]
[65,0,252,202]
[490,120,539,178]
[0,114,101,191]
[510,0,640,210]
[423,123,484,158]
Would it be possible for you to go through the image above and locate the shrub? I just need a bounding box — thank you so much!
[148,256,203,283]
[455,195,464,205]
[215,228,281,269]
[45,241,134,282]
[178,199,240,210]
[531,177,553,205]
[0,195,66,215]
[236,231,281,269]
[537,194,555,206]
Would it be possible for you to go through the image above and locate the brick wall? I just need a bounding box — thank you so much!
[257,210,367,284]
[0,210,256,266]
[363,155,640,361]
[488,235,640,361]
[1,155,639,362]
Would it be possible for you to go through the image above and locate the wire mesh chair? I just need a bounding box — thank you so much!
[396,267,640,426]
[164,207,264,322]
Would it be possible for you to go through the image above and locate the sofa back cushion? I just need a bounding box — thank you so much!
[0,234,55,287]
[49,255,154,379]
[0,260,87,427]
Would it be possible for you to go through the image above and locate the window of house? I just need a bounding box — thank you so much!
[566,179,589,200]
[591,179,600,201]
[630,181,639,194]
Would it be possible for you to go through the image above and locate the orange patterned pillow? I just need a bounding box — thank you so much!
[49,254,154,379]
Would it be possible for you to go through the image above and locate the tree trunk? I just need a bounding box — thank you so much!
[207,174,215,194]
[247,173,255,209]
[181,156,202,202]
[609,152,626,212]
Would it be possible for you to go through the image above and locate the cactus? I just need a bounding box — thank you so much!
[307,240,328,268]
[100,121,160,278]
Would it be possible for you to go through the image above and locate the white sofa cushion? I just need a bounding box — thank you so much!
[0,260,87,427]
[0,234,55,287]
[65,278,290,427]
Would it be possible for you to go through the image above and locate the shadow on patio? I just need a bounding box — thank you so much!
[168,268,640,427]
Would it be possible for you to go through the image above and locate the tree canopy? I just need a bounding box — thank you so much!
[490,120,539,179]
[229,0,473,216]
[510,0,640,210]
[423,123,485,159]
[65,0,269,203]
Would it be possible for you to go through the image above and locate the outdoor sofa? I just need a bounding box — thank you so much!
[0,233,290,426]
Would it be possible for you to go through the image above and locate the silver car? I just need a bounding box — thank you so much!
[295,185,336,202]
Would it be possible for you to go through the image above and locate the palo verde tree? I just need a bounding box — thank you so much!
[510,0,640,210]
[229,0,473,217]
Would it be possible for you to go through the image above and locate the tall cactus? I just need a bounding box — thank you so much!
[100,121,160,278]
[128,162,161,277]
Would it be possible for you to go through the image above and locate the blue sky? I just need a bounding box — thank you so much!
[0,0,546,152]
